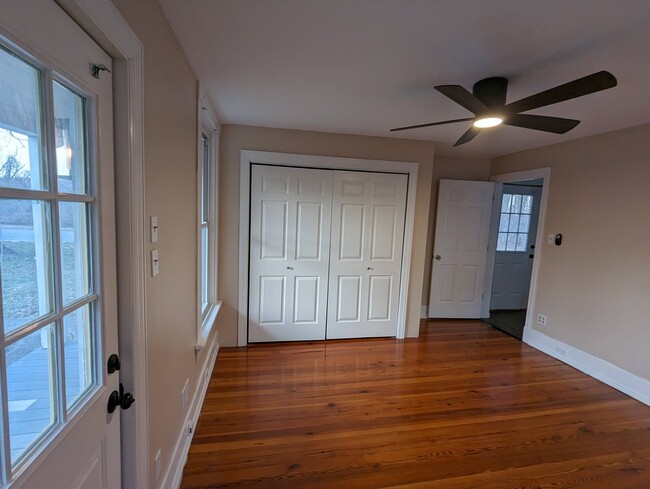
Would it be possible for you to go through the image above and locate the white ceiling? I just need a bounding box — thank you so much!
[159,0,650,158]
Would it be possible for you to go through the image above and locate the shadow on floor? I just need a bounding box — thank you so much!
[482,309,527,340]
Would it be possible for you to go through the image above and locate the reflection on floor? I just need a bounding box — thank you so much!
[483,309,527,340]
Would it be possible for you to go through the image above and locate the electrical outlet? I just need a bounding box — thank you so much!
[537,314,547,326]
[181,378,189,412]
[187,423,194,437]
[154,449,162,481]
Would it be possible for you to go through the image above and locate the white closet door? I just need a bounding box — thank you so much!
[249,165,333,342]
[327,171,408,339]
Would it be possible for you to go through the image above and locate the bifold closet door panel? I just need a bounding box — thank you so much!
[326,171,408,339]
[249,165,333,342]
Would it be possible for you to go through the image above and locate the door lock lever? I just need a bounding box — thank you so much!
[107,354,120,374]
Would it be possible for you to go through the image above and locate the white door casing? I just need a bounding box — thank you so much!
[239,151,419,345]
[249,165,333,342]
[487,167,551,343]
[490,185,542,310]
[428,180,495,318]
[326,171,408,339]
[0,1,120,487]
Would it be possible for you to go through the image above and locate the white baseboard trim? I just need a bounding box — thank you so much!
[523,327,650,407]
[159,332,220,489]
[420,305,428,319]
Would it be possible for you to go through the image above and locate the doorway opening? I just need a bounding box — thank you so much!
[482,170,549,341]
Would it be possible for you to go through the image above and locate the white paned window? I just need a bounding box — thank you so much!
[196,90,220,349]
[0,42,99,470]
[496,193,533,252]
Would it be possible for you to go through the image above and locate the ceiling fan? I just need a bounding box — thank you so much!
[390,71,617,146]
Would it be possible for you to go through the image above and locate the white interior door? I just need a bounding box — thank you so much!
[428,180,495,318]
[249,165,333,342]
[490,185,541,310]
[0,1,120,488]
[326,171,408,339]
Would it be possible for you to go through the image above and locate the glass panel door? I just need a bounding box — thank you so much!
[0,39,99,477]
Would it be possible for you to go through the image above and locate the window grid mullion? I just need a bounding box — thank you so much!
[3,294,97,348]
[43,68,68,425]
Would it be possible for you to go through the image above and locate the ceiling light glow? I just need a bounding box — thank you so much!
[473,117,503,128]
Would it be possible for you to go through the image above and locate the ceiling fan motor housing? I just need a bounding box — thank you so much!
[473,77,508,110]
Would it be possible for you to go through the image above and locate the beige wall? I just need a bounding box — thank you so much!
[111,1,215,486]
[218,125,435,345]
[422,155,492,306]
[492,123,650,381]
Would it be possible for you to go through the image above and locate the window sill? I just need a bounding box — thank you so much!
[195,300,222,353]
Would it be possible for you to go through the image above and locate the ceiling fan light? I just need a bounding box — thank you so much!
[473,116,503,128]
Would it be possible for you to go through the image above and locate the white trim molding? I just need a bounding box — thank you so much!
[160,334,220,489]
[195,82,221,351]
[524,328,650,407]
[55,1,149,488]
[238,150,419,346]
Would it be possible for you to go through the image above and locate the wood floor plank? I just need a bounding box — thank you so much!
[180,320,650,488]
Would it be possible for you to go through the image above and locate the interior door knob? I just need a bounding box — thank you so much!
[107,383,135,413]
[286,266,293,270]
[435,255,441,260]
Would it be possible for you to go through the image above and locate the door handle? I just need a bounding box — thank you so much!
[435,255,441,261]
[286,266,293,270]
[107,383,135,413]
[367,267,373,270]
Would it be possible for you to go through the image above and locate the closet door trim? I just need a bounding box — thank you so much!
[238,151,418,346]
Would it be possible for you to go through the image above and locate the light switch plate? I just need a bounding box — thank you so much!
[150,215,158,243]
[151,249,159,276]
[547,234,554,244]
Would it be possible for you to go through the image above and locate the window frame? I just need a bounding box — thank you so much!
[195,87,220,350]
[496,192,534,252]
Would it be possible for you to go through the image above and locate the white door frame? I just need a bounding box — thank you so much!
[238,151,418,346]
[53,2,148,488]
[482,167,551,342]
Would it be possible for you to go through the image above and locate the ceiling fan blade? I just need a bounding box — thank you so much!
[453,126,480,146]
[435,85,487,114]
[504,71,617,114]
[390,117,473,132]
[505,114,580,134]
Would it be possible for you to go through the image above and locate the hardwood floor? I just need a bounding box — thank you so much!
[180,320,650,488]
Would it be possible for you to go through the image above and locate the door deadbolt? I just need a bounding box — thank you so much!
[107,354,120,374]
